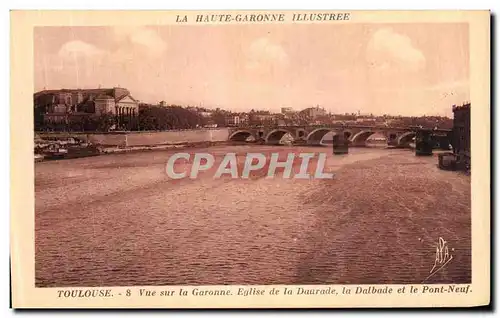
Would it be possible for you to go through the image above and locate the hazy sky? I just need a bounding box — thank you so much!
[34,23,469,116]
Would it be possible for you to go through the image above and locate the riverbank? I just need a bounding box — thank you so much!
[35,140,232,162]
[99,140,230,154]
[36,128,231,148]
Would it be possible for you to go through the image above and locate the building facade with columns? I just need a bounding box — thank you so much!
[34,87,139,128]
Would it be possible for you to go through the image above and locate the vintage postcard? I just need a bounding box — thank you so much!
[10,10,490,308]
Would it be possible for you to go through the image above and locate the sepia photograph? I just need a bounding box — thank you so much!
[10,10,490,308]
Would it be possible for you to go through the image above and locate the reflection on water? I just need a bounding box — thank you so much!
[35,146,471,287]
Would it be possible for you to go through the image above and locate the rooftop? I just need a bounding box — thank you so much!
[34,87,135,103]
[452,102,471,112]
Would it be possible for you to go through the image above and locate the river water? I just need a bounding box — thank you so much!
[35,145,471,287]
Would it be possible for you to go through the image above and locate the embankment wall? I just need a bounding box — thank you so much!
[36,129,230,147]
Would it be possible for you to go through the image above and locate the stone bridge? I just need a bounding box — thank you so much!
[228,125,452,147]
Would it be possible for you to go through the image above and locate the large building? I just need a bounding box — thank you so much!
[34,87,139,127]
[300,105,327,119]
[452,103,471,170]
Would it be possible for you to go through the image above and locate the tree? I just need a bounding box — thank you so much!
[34,105,47,131]
[100,113,117,131]
[138,105,205,130]
[248,112,261,126]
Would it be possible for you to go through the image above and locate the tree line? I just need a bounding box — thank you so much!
[34,103,454,132]
[35,105,210,132]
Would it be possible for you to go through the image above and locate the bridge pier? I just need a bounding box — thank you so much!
[386,133,399,147]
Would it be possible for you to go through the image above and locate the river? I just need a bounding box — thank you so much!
[35,145,471,287]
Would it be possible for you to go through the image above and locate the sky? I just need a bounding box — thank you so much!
[34,23,469,117]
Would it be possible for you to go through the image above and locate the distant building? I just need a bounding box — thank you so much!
[34,87,139,127]
[225,115,241,126]
[452,103,471,169]
[253,114,274,123]
[197,111,211,118]
[301,105,327,119]
[184,107,213,118]
[356,118,376,123]
[275,119,286,126]
[239,113,249,124]
[159,101,168,107]
[281,107,294,114]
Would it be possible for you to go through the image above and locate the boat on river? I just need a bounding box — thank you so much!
[39,143,101,161]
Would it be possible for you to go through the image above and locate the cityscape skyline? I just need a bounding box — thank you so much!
[35,23,469,117]
[33,85,460,119]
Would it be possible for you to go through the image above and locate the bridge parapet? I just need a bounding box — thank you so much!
[228,125,450,147]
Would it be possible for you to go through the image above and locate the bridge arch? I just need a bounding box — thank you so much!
[306,128,334,145]
[350,130,376,146]
[229,130,255,142]
[343,130,353,140]
[265,129,293,145]
[397,131,416,147]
